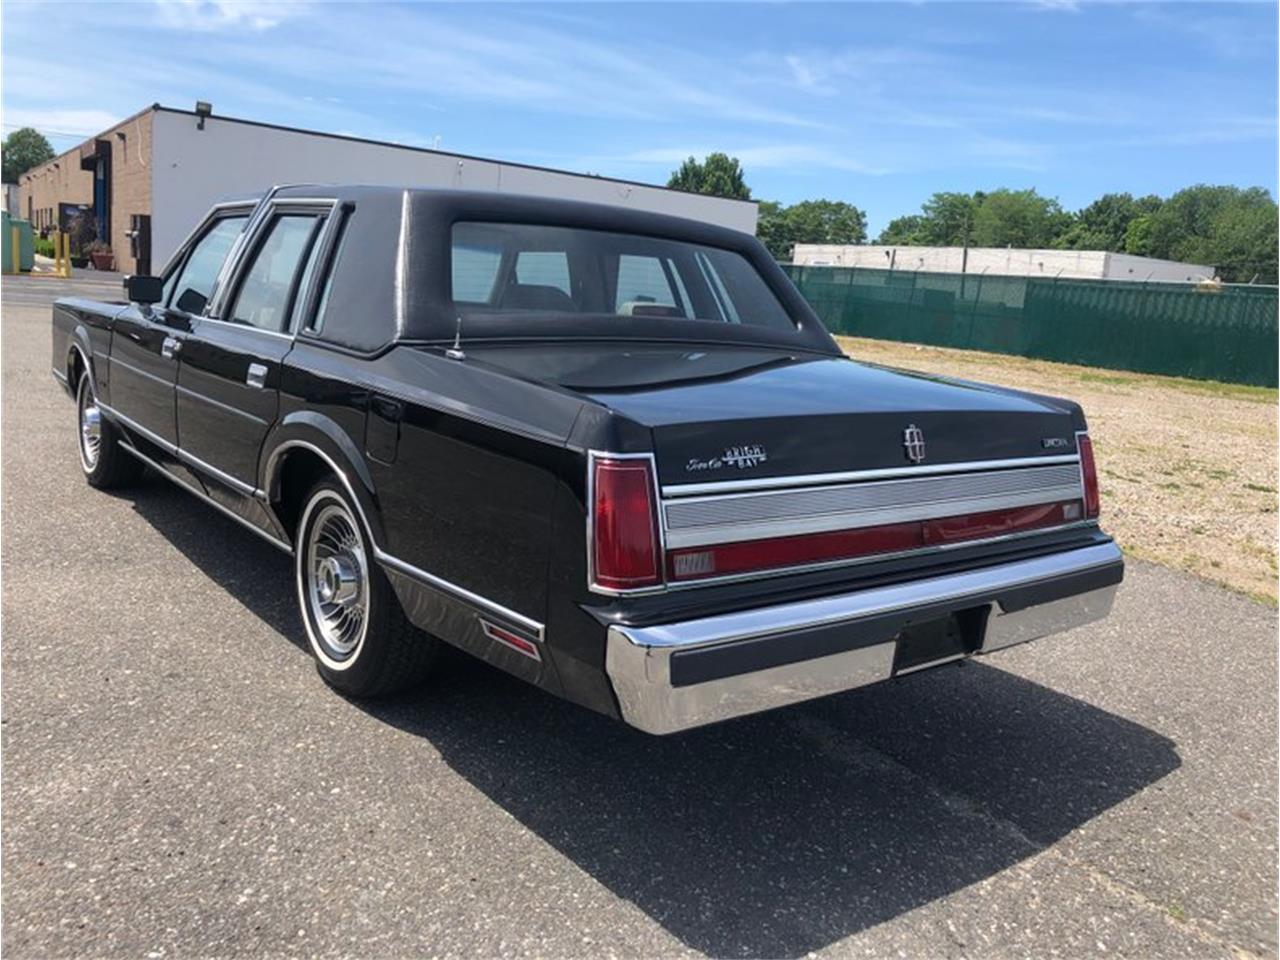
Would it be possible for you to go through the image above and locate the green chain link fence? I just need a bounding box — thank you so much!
[784,264,1278,387]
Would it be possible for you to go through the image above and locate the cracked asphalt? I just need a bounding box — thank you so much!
[3,275,1276,958]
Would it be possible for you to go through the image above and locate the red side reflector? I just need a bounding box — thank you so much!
[1077,434,1100,518]
[592,457,661,590]
[480,619,541,661]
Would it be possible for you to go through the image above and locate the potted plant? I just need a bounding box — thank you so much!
[85,240,115,272]
[66,212,98,268]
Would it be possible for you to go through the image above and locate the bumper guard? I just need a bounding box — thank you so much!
[606,542,1123,734]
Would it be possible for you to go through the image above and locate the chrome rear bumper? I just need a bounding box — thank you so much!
[606,542,1123,734]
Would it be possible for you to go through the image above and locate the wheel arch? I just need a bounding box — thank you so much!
[66,334,94,397]
[261,412,385,549]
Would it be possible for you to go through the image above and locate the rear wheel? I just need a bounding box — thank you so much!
[294,480,438,697]
[76,370,141,489]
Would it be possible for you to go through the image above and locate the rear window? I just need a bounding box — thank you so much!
[450,222,794,330]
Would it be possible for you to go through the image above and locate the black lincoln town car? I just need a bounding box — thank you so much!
[51,185,1123,734]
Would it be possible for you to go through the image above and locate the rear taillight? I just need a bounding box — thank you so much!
[666,501,1080,582]
[591,457,661,591]
[1078,434,1100,518]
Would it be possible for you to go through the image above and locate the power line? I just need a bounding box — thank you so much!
[1,122,96,139]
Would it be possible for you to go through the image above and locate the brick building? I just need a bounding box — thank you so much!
[18,108,152,268]
[17,103,757,276]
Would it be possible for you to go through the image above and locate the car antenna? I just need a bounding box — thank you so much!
[445,315,466,361]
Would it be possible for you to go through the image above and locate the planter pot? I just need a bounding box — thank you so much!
[70,256,89,269]
[90,253,115,271]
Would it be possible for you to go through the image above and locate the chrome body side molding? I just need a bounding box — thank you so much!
[118,442,293,555]
[100,402,259,498]
[662,462,1085,548]
[661,454,1083,498]
[605,541,1122,734]
[377,551,545,641]
[262,438,546,640]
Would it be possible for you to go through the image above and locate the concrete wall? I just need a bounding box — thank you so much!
[792,244,1214,283]
[1103,251,1215,282]
[151,110,758,267]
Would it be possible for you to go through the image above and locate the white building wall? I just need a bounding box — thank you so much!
[150,110,757,265]
[1103,252,1214,282]
[792,244,1213,282]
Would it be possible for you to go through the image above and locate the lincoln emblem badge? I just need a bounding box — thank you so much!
[903,424,926,463]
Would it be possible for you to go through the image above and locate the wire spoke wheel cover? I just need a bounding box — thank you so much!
[77,373,102,472]
[300,495,371,666]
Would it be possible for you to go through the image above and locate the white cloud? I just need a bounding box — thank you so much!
[601,144,888,175]
[1026,0,1081,11]
[219,6,824,130]
[1,108,124,139]
[154,0,308,32]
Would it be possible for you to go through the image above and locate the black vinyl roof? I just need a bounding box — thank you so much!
[264,185,837,356]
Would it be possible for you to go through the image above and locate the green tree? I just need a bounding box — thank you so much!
[878,188,1069,249]
[667,153,751,200]
[2,127,54,183]
[1206,201,1278,283]
[970,189,1071,248]
[876,214,925,245]
[1142,184,1277,280]
[754,199,868,260]
[784,199,866,246]
[916,192,979,245]
[755,200,794,260]
[1054,192,1163,252]
[1123,215,1155,257]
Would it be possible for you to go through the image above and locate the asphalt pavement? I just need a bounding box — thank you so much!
[2,275,1276,958]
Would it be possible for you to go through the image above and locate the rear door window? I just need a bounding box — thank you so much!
[224,214,325,333]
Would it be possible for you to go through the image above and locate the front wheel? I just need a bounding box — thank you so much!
[76,370,141,489]
[294,480,438,697]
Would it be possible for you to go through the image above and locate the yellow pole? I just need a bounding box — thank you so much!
[53,231,63,276]
[62,232,71,277]
[11,226,19,275]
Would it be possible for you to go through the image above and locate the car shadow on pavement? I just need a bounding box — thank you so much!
[126,476,1181,959]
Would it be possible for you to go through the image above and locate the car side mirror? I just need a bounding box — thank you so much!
[124,274,164,305]
[175,287,208,316]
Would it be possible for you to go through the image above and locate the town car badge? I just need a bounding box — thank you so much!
[685,444,769,472]
[903,424,926,463]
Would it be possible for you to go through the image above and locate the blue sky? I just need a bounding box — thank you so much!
[3,1,1275,234]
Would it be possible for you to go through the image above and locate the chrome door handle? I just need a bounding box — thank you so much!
[246,363,268,389]
[161,336,181,359]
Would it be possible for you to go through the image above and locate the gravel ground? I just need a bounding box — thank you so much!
[838,336,1279,604]
[3,277,1277,958]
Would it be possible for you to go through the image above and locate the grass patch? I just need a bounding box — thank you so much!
[837,335,1277,403]
[1155,376,1277,405]
[836,334,1278,604]
[1078,372,1140,388]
